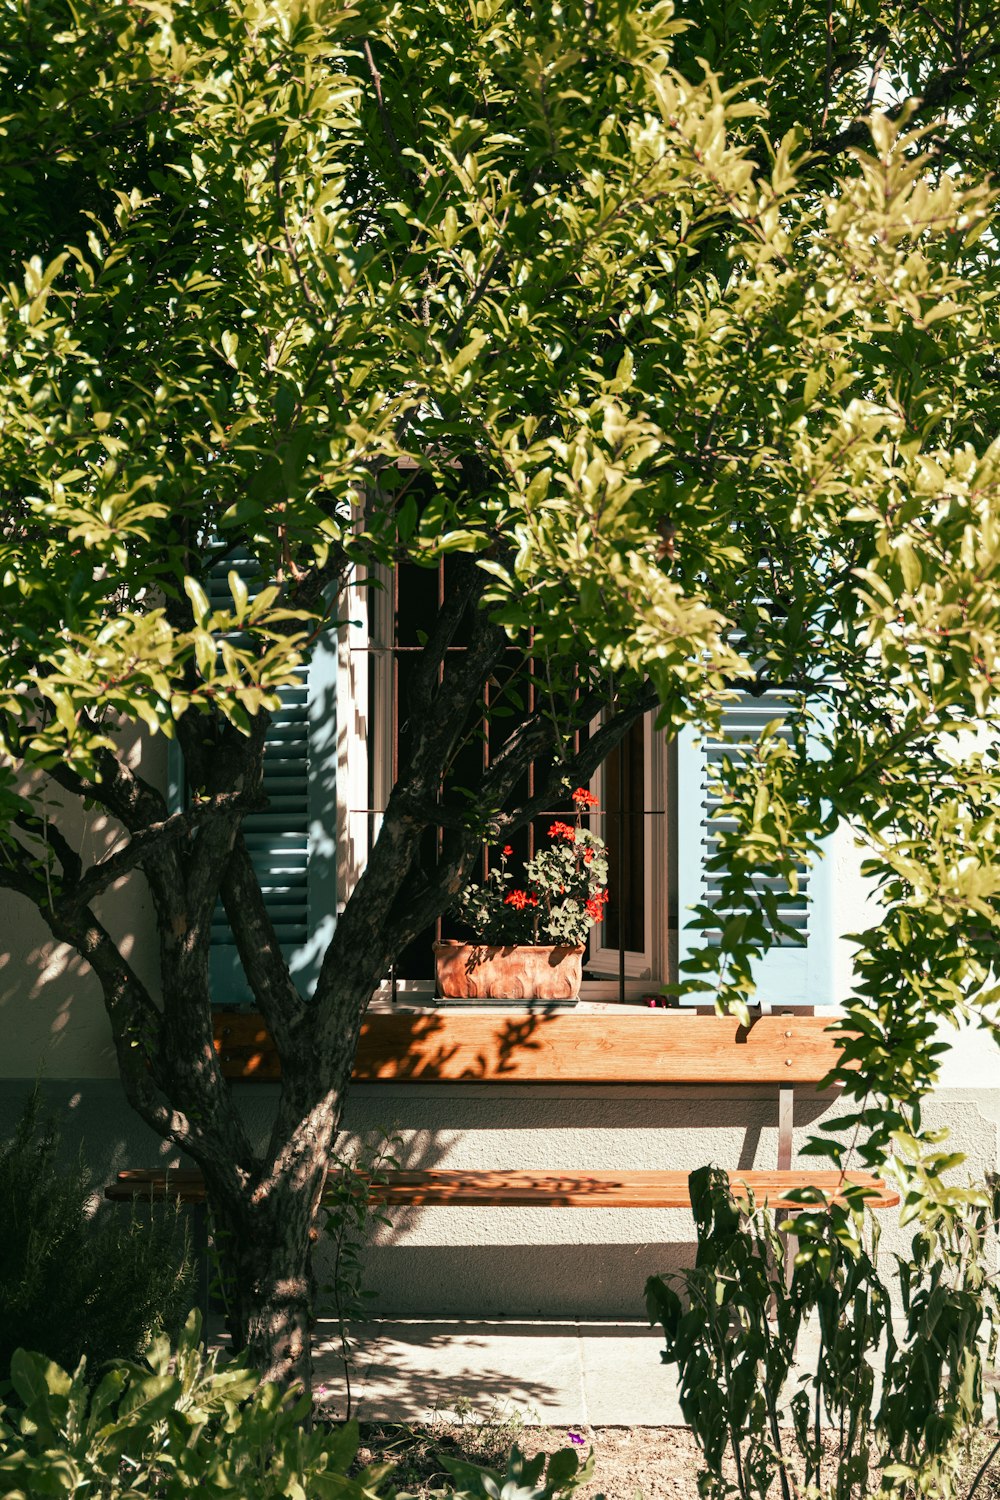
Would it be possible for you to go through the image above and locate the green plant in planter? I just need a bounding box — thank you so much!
[647,1167,1000,1500]
[453,789,608,947]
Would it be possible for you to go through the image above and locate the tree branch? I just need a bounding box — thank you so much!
[218,831,306,1053]
[382,680,659,954]
[0,848,211,1158]
[12,810,83,885]
[403,552,487,724]
[362,37,410,182]
[817,34,1000,157]
[45,737,169,833]
[0,839,56,909]
[61,792,263,911]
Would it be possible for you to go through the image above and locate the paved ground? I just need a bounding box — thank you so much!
[308,1317,1000,1428]
[311,1318,704,1426]
[203,1315,993,1429]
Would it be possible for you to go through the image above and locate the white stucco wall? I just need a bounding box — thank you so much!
[2,777,998,1316]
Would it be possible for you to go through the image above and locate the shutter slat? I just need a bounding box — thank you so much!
[206,550,313,999]
[198,545,337,1004]
[676,691,834,1006]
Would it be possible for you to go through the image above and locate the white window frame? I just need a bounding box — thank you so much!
[585,711,668,985]
[336,560,393,911]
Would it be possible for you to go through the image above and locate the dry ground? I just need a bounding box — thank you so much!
[354,1414,1000,1500]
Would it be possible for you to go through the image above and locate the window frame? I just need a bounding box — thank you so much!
[336,565,676,1003]
[584,711,668,985]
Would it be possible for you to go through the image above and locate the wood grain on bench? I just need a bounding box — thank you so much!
[107,1167,899,1211]
[214,1010,854,1084]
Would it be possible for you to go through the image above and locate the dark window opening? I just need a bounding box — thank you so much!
[601,718,646,955]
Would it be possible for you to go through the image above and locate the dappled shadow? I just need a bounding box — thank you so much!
[308,1314,679,1425]
[0,743,167,1077]
[314,1317,571,1423]
[364,1168,700,1207]
[354,1009,555,1082]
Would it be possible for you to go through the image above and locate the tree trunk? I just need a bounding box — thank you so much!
[226,1208,316,1390]
[209,1156,327,1388]
[201,1069,348,1390]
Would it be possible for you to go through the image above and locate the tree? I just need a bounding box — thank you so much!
[2,0,999,1385]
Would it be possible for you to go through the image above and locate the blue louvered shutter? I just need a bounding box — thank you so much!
[676,692,834,1006]
[194,554,337,1003]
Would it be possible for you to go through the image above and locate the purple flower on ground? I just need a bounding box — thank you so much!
[567,1431,585,1446]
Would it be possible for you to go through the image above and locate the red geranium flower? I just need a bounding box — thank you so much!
[572,787,599,808]
[504,890,539,910]
[548,820,577,841]
[502,844,513,857]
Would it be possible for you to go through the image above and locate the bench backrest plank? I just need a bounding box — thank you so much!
[214,1010,849,1085]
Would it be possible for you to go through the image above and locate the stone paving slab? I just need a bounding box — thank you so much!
[299,1318,1000,1430]
[311,1319,683,1426]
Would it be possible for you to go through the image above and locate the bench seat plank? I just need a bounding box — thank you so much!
[106,1167,898,1211]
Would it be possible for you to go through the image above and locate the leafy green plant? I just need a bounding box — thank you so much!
[442,1397,537,1466]
[5,0,1000,1386]
[0,1094,192,1377]
[0,1314,598,1500]
[647,1168,1000,1500]
[0,1311,391,1498]
[438,1439,599,1500]
[318,1129,402,1419]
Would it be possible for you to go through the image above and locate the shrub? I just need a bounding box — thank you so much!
[0,1312,599,1500]
[647,1166,1000,1500]
[0,1093,192,1375]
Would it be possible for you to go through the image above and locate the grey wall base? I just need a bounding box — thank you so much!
[3,1078,997,1320]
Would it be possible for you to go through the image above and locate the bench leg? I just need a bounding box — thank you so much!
[783,1213,798,1284]
[778,1082,796,1280]
[769,1084,797,1315]
[777,1084,794,1172]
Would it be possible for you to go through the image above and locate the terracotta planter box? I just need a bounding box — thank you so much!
[433,940,584,1002]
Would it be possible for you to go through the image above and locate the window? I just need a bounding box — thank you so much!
[676,694,834,1007]
[339,555,594,984]
[203,554,834,1009]
[586,713,668,984]
[335,561,833,1007]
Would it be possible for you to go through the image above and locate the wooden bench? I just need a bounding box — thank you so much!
[107,1008,898,1318]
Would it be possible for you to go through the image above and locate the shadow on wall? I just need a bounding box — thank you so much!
[0,738,168,1080]
[330,1008,847,1318]
[355,1243,700,1321]
[0,933,118,1078]
[0,1079,185,1188]
[3,993,851,1323]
